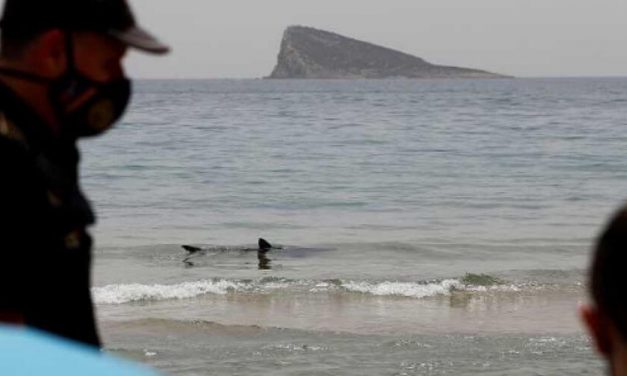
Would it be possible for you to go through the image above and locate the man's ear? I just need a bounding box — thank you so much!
[27,29,67,78]
[581,303,613,357]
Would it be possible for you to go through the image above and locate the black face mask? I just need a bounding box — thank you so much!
[49,66,131,139]
[0,33,131,139]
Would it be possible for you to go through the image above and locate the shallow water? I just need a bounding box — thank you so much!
[103,319,596,376]
[80,78,626,374]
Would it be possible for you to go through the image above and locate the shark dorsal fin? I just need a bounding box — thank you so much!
[182,245,203,254]
[258,238,272,250]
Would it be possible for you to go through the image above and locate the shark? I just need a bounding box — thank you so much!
[181,238,283,269]
[181,238,282,255]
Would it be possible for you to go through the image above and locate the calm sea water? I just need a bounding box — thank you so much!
[79,78,627,375]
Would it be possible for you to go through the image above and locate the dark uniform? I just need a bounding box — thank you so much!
[0,82,100,347]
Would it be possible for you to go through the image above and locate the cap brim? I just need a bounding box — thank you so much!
[108,26,170,55]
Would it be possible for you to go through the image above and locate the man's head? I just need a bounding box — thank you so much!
[582,204,627,375]
[0,0,168,136]
[0,0,169,58]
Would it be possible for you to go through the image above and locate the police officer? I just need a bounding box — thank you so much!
[0,0,168,347]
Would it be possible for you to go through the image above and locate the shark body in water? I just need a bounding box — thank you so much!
[182,238,282,255]
[181,238,283,269]
[181,238,333,269]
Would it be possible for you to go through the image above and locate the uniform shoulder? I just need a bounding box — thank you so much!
[0,132,33,189]
[0,134,28,161]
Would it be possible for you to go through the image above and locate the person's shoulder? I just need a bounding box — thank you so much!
[0,123,33,190]
[0,326,163,376]
[0,124,41,211]
[0,111,30,159]
[0,134,29,167]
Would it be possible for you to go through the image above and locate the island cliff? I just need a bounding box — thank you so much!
[269,26,507,79]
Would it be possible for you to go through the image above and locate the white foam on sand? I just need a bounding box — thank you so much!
[93,277,528,305]
[93,279,245,304]
[341,279,463,299]
[340,280,525,298]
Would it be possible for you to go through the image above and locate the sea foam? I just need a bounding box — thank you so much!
[93,275,524,305]
[93,279,245,304]
[341,280,463,298]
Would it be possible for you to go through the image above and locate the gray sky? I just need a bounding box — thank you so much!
[78,1,627,78]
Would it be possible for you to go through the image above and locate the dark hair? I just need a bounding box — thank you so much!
[591,204,627,340]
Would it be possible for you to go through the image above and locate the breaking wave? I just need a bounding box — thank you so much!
[93,274,538,305]
[341,279,463,299]
[93,280,245,304]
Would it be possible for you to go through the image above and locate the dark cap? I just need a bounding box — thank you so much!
[0,0,169,54]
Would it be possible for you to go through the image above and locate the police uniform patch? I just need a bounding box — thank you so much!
[64,230,82,250]
[47,191,63,208]
[0,112,26,144]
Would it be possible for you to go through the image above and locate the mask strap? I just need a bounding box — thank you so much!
[0,67,51,85]
[0,30,76,85]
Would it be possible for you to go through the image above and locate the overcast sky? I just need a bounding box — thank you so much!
[126,0,626,78]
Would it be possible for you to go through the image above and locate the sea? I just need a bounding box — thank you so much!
[79,78,627,375]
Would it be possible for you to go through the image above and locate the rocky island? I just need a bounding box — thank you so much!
[269,26,507,79]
